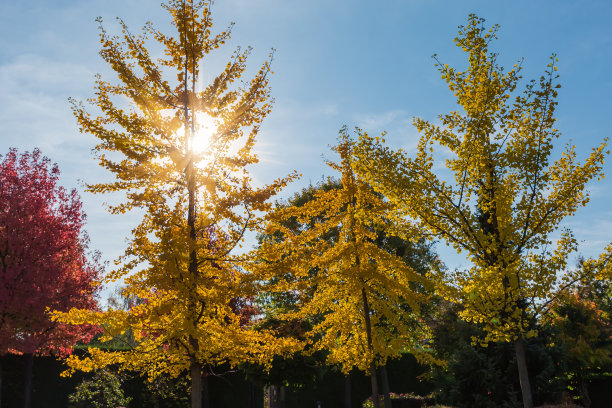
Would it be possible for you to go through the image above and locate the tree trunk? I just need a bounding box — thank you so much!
[185,33,203,408]
[579,378,591,408]
[379,365,391,408]
[23,353,33,408]
[280,385,286,408]
[369,369,380,408]
[514,337,533,408]
[272,385,279,408]
[190,360,202,408]
[344,373,351,408]
[362,289,380,408]
[267,384,279,408]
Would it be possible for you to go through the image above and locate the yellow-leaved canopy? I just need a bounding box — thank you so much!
[53,1,299,406]
[353,14,608,408]
[256,128,433,408]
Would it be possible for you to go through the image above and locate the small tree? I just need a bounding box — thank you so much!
[258,130,431,408]
[354,15,608,408]
[53,1,298,407]
[0,148,101,408]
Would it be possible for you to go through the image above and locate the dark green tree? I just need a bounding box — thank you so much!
[429,300,565,408]
[551,282,612,408]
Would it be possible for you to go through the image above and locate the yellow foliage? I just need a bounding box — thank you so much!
[583,243,612,281]
[256,128,431,375]
[55,0,299,381]
[353,15,608,344]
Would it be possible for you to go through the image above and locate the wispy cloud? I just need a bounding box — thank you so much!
[0,53,135,269]
[563,211,612,258]
[0,53,94,150]
[353,109,420,152]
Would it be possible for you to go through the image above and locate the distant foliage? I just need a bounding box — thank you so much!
[553,292,612,371]
[551,285,612,407]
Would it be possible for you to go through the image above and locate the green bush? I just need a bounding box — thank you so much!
[68,369,131,408]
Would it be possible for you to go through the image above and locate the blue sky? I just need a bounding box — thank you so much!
[1,0,611,296]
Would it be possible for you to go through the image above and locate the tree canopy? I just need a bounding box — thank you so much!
[0,148,100,357]
[0,148,101,408]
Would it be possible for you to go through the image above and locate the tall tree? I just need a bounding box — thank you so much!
[0,148,101,408]
[257,129,431,408]
[354,15,608,408]
[54,1,299,407]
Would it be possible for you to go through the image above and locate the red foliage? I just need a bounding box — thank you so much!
[0,148,101,356]
[229,297,259,327]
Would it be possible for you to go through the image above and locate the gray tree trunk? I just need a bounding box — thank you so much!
[190,360,202,408]
[369,371,380,408]
[514,337,533,408]
[267,384,279,408]
[362,289,380,408]
[279,385,286,408]
[380,365,391,408]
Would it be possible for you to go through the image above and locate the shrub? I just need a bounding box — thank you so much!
[68,369,131,408]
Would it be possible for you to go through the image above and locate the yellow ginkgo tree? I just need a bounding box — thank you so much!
[257,129,431,408]
[354,15,608,408]
[53,1,298,407]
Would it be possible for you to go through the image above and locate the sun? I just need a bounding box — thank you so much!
[190,112,219,155]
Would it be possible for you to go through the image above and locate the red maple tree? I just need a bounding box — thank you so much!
[0,148,101,407]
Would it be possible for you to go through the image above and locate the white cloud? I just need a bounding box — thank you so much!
[353,109,420,152]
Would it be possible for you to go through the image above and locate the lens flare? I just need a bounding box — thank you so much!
[191,113,218,155]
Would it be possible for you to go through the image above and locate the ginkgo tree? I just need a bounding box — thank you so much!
[257,129,431,408]
[53,1,299,408]
[354,15,608,408]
